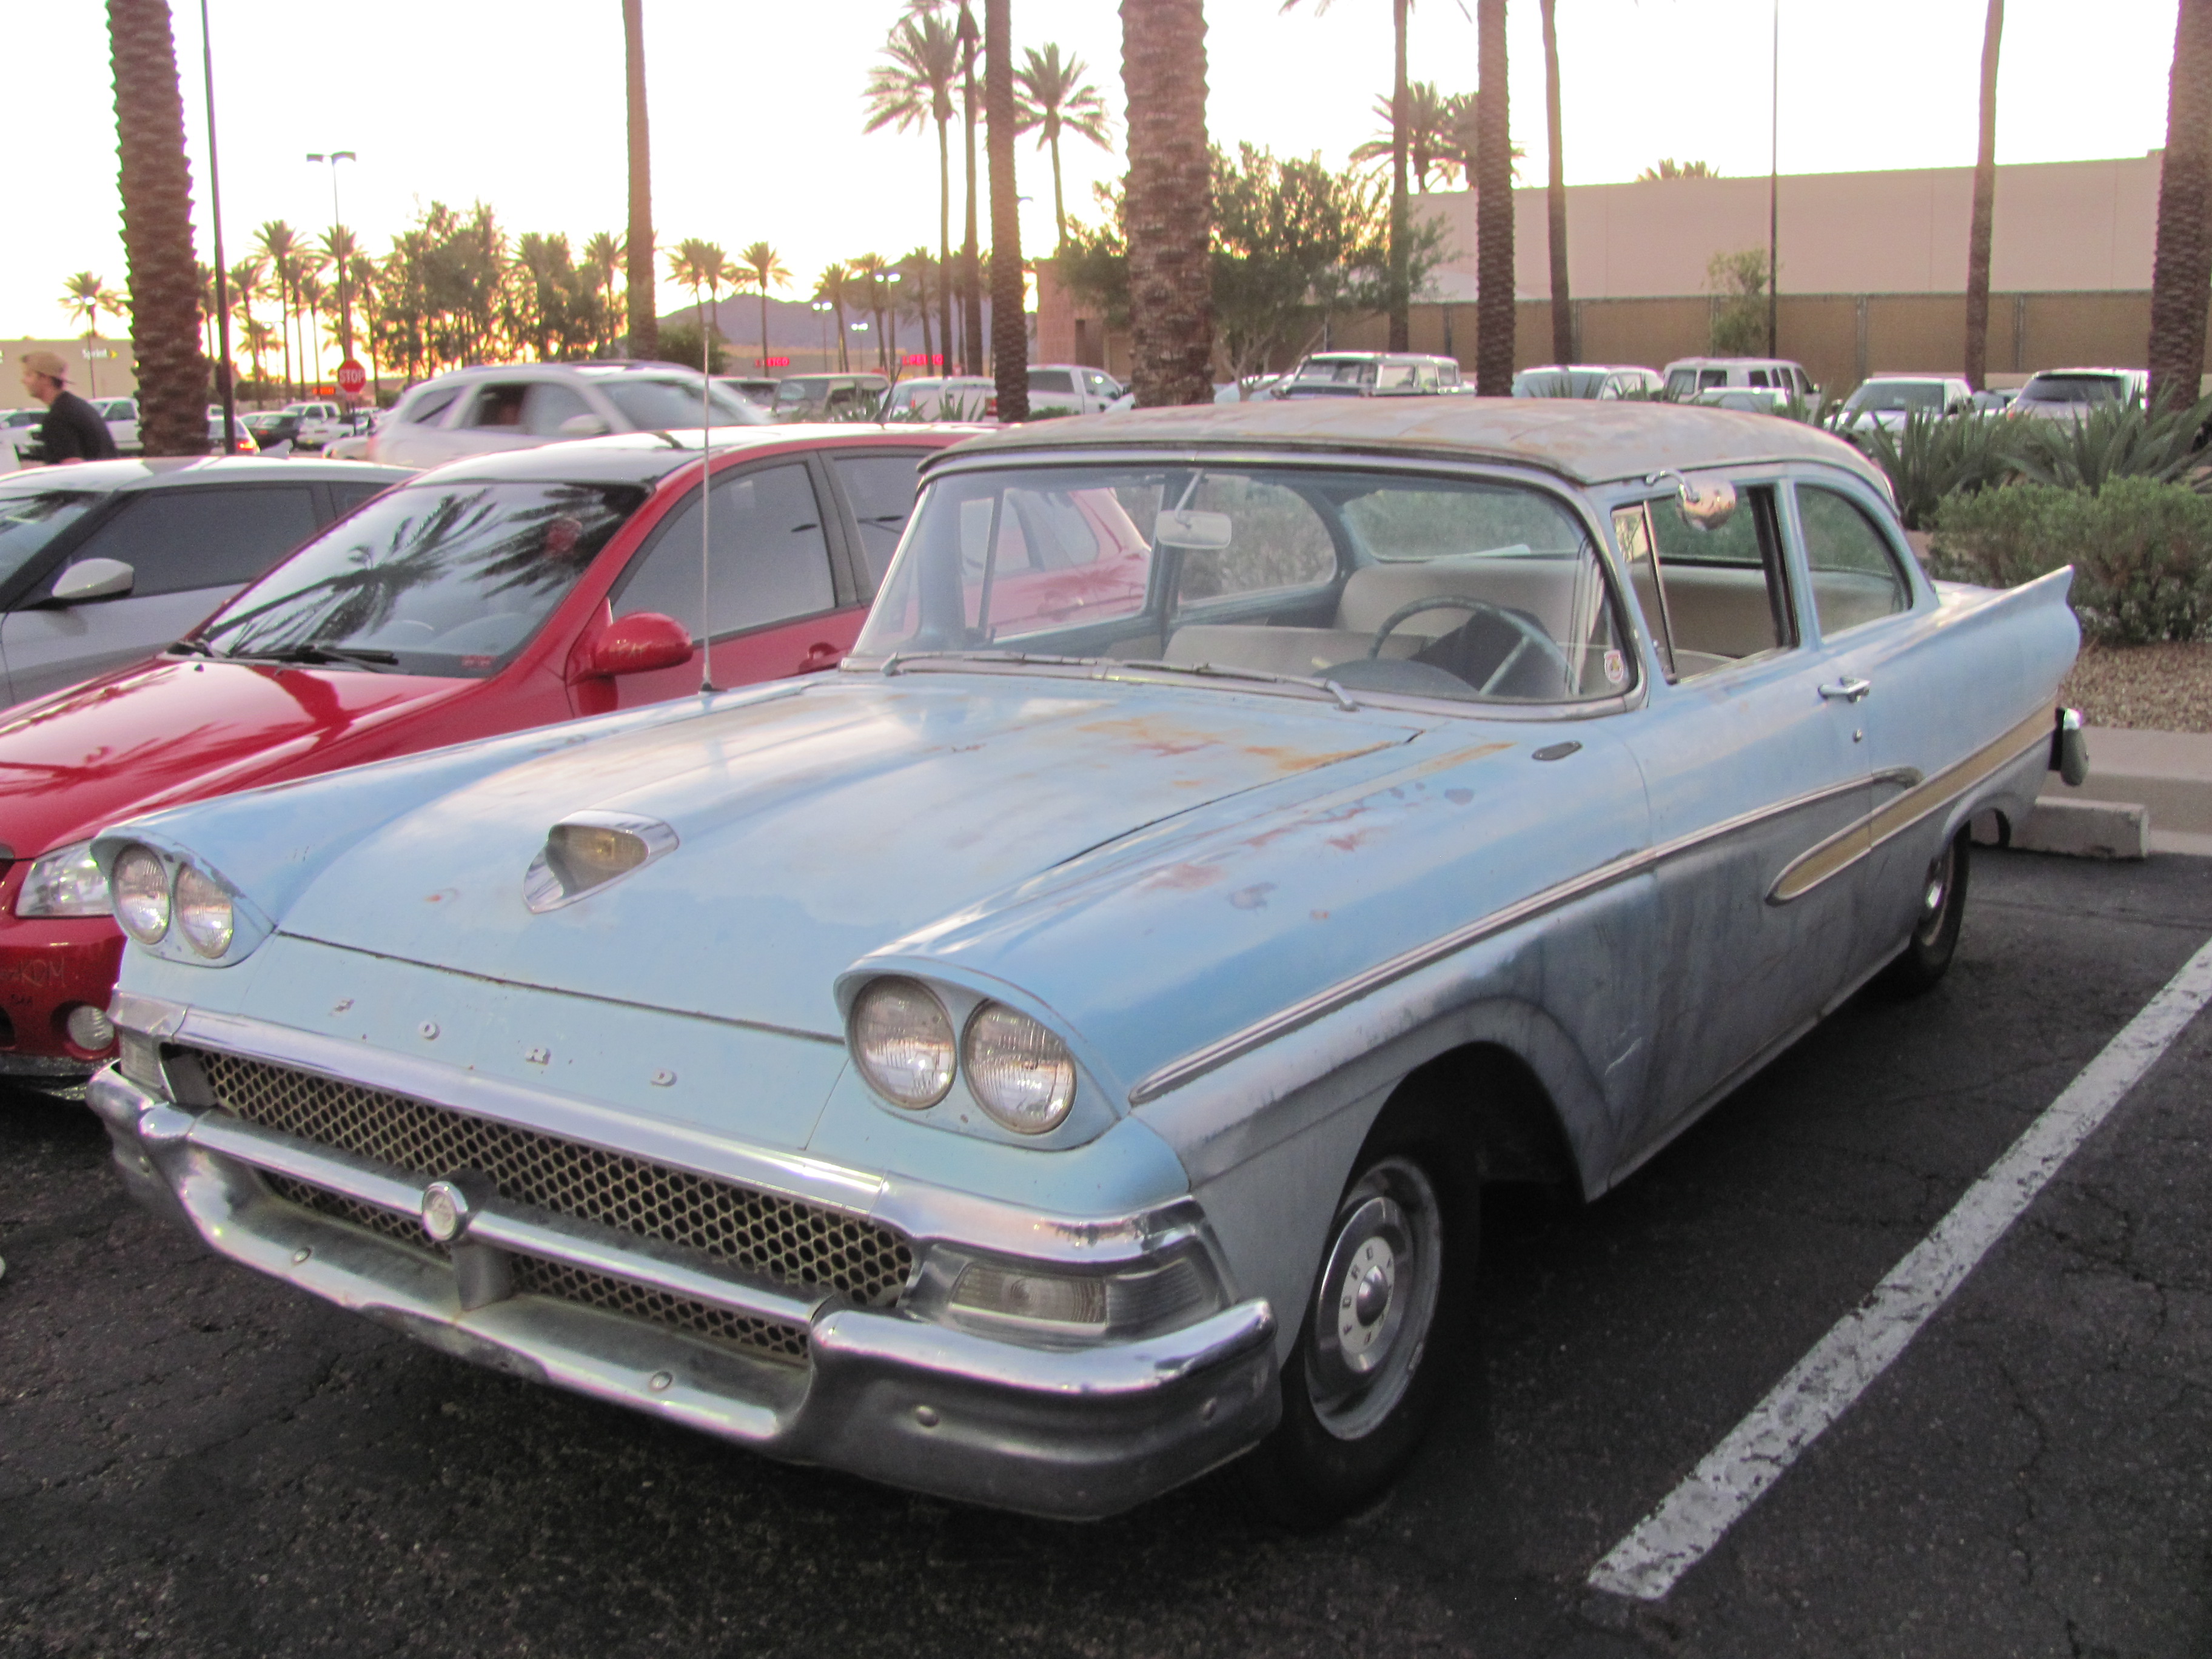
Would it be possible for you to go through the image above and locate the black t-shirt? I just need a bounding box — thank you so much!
[40,390,119,462]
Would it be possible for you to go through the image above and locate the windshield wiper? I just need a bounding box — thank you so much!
[1114,659,1361,712]
[228,643,401,671]
[166,637,219,659]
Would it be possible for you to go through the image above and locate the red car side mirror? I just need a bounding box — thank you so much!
[583,612,694,677]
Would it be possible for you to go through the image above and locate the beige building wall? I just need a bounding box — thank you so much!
[1418,153,2162,301]
[2,338,139,411]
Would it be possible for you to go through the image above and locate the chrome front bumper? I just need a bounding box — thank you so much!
[90,1069,1278,1519]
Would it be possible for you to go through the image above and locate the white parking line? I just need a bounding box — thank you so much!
[1587,934,2212,1603]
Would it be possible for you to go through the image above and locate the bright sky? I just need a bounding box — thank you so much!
[8,0,2184,343]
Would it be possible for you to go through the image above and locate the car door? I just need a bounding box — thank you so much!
[437,380,542,461]
[0,481,321,705]
[1609,474,1873,1156]
[1786,477,1969,974]
[597,457,856,709]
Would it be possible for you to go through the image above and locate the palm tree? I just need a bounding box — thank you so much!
[107,0,206,453]
[1963,0,2004,392]
[1351,81,1458,191]
[1121,0,1213,404]
[737,241,790,375]
[583,230,626,352]
[866,10,961,387]
[59,273,128,397]
[297,267,327,385]
[1474,0,1513,394]
[957,1,984,373]
[321,224,360,362]
[816,263,856,372]
[2150,0,2212,410]
[241,318,276,385]
[900,247,940,370]
[984,0,1028,415]
[623,0,658,359]
[256,221,300,399]
[668,239,732,372]
[1284,0,1413,351]
[1014,44,1112,249]
[1635,158,1717,181]
[1540,0,1571,367]
[228,256,269,383]
[851,253,894,374]
[197,261,218,361]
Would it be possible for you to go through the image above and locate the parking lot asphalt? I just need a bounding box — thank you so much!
[4,846,2211,1659]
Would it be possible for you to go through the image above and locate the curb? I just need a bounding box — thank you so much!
[1980,799,2148,860]
[2020,725,2212,860]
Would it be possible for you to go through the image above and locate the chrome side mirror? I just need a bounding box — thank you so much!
[1645,469,1737,531]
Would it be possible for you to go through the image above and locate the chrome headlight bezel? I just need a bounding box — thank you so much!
[13,840,112,918]
[94,839,270,967]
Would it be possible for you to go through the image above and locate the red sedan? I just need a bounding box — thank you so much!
[0,425,967,1082]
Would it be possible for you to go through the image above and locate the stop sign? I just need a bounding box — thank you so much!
[335,359,367,397]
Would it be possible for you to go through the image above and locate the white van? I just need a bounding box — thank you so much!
[1663,357,1818,405]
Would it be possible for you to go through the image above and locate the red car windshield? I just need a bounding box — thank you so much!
[198,481,646,677]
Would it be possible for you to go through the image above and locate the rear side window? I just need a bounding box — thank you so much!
[1615,484,1794,679]
[58,486,319,596]
[615,463,835,640]
[831,452,926,589]
[1797,485,1911,636]
[1029,370,1075,394]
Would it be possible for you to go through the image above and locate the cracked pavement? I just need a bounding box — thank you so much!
[3,848,2210,1657]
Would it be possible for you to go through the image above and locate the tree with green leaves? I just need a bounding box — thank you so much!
[738,241,791,375]
[900,247,941,369]
[668,239,735,374]
[320,224,360,361]
[59,272,128,398]
[866,8,961,383]
[1281,0,1412,352]
[255,221,301,398]
[227,256,269,383]
[1707,247,1771,355]
[107,0,205,453]
[583,232,626,353]
[1637,157,1717,181]
[1014,43,1112,249]
[1350,81,1458,191]
[815,263,856,372]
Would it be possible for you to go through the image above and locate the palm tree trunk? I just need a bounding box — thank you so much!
[1120,0,1213,406]
[834,296,849,372]
[1474,0,1515,395]
[107,0,206,455]
[937,115,956,370]
[759,288,769,376]
[1050,131,1068,249]
[960,5,985,375]
[985,0,1029,420]
[1541,0,1572,367]
[279,269,294,401]
[623,0,659,360]
[2150,0,2212,411]
[1962,0,2004,392]
[1389,0,1410,352]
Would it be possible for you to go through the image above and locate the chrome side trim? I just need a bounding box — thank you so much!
[1128,767,1888,1105]
[1767,708,2051,904]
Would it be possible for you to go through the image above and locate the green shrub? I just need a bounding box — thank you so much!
[1928,477,2212,644]
[2009,395,2212,494]
[1853,409,2026,531]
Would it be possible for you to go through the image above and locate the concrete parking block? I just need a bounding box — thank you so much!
[1980,797,2150,860]
[2041,726,2212,838]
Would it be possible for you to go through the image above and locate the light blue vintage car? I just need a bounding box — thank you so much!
[87,401,2083,1523]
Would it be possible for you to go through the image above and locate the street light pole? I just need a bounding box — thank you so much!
[200,0,236,453]
[306,149,357,381]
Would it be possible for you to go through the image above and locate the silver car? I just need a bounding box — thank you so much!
[0,456,411,707]
[369,362,763,469]
[2007,367,2150,420]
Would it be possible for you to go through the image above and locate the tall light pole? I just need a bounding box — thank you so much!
[306,149,357,378]
[200,0,236,452]
[811,300,833,371]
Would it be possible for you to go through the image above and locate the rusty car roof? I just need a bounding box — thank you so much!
[931,395,1891,492]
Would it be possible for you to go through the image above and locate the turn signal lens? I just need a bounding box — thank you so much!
[547,822,649,887]
[962,1003,1076,1134]
[173,865,235,958]
[851,978,956,1108]
[112,846,171,945]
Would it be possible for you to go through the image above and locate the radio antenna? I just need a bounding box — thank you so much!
[698,316,716,695]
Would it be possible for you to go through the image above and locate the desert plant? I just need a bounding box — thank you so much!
[1854,409,2027,530]
[1928,475,2212,643]
[2008,395,2212,493]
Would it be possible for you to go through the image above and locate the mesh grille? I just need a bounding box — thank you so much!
[267,1173,431,1252]
[511,1257,809,1362]
[196,1050,913,1308]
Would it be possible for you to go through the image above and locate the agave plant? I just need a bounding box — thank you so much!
[2008,396,2212,495]
[1854,410,2028,531]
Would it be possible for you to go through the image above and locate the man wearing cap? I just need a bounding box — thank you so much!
[18,350,118,464]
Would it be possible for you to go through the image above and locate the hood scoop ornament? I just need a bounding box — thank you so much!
[523,813,680,913]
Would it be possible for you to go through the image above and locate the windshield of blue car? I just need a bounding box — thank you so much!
[1846,381,1946,413]
[0,490,103,586]
[197,480,646,676]
[598,376,762,430]
[2019,374,2125,405]
[854,463,1635,705]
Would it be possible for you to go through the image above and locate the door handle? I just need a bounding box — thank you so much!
[1818,677,1871,703]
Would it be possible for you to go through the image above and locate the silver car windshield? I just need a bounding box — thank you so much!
[198,481,646,677]
[854,464,1636,705]
[0,491,104,587]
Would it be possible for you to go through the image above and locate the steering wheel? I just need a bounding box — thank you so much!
[1366,594,1574,698]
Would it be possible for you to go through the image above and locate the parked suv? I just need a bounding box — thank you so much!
[283,401,347,449]
[1839,374,1974,438]
[884,376,995,420]
[2008,367,2150,420]
[0,455,409,707]
[769,374,891,421]
[1663,357,1818,405]
[1276,352,1468,397]
[1512,364,1663,399]
[369,361,763,468]
[1025,364,1125,417]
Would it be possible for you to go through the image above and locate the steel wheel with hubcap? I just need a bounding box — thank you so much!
[1239,1110,1472,1527]
[1881,828,1970,996]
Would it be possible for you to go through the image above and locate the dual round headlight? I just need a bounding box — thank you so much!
[850,978,1077,1135]
[112,846,235,959]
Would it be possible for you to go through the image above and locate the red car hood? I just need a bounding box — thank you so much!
[0,657,474,862]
